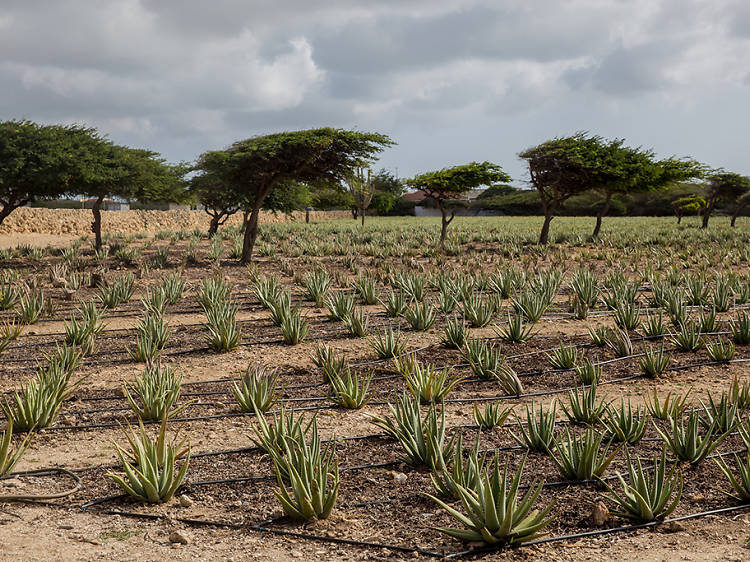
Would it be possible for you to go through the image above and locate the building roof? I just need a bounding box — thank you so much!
[402,190,427,202]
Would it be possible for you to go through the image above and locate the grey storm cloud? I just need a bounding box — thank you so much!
[0,0,748,182]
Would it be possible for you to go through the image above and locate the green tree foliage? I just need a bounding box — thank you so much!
[263,180,313,215]
[406,162,510,244]
[189,168,242,237]
[702,172,750,228]
[589,145,702,237]
[731,192,750,227]
[520,133,702,243]
[0,120,91,226]
[196,128,392,263]
[369,168,404,216]
[311,186,354,210]
[520,134,602,244]
[73,141,187,249]
[672,195,706,224]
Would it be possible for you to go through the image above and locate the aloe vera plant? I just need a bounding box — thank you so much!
[561,383,609,425]
[203,300,240,352]
[715,452,750,502]
[0,320,23,355]
[511,401,557,453]
[603,447,682,522]
[280,306,309,345]
[327,368,373,409]
[730,310,750,345]
[551,427,619,480]
[706,338,735,362]
[462,294,497,328]
[473,403,513,430]
[402,361,464,404]
[494,313,533,343]
[574,359,601,386]
[430,434,486,499]
[2,351,86,430]
[270,418,339,521]
[326,291,356,322]
[369,393,453,469]
[606,328,633,357]
[312,344,347,383]
[463,339,503,380]
[368,327,406,358]
[639,344,671,378]
[655,411,726,464]
[643,388,690,421]
[127,311,171,362]
[403,301,437,331]
[670,321,703,352]
[0,420,33,476]
[426,454,555,545]
[124,364,194,421]
[232,365,278,413]
[700,393,742,434]
[442,316,468,349]
[381,289,408,318]
[343,307,369,337]
[546,342,579,370]
[106,417,190,503]
[603,399,647,444]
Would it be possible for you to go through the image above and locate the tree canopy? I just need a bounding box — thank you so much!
[69,139,187,249]
[702,171,750,228]
[197,127,392,262]
[406,161,510,243]
[519,133,702,243]
[0,120,92,225]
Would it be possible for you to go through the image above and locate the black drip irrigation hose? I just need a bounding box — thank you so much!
[446,503,750,558]
[28,351,750,433]
[73,480,750,558]
[0,467,82,502]
[76,502,446,558]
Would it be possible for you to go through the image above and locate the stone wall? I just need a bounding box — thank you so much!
[0,207,352,236]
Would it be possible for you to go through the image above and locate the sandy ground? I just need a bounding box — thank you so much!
[0,233,79,249]
[2,230,750,560]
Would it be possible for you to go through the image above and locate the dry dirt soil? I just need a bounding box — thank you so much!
[0,230,749,560]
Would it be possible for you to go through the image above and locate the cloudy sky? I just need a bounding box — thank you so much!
[1,0,748,183]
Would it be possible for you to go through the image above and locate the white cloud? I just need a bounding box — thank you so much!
[0,0,747,179]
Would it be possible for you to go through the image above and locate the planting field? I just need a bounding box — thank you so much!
[1,216,750,560]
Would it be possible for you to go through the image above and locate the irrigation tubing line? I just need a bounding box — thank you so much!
[446,503,750,558]
[77,503,446,558]
[28,353,750,433]
[73,482,750,558]
[0,467,82,502]
[55,338,748,408]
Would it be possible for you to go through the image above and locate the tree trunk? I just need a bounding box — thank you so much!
[351,208,358,219]
[208,214,221,237]
[305,208,310,224]
[241,205,262,264]
[0,200,24,228]
[702,207,710,229]
[360,207,365,227]
[592,193,612,238]
[91,196,104,250]
[438,202,454,245]
[676,211,682,225]
[539,214,553,245]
